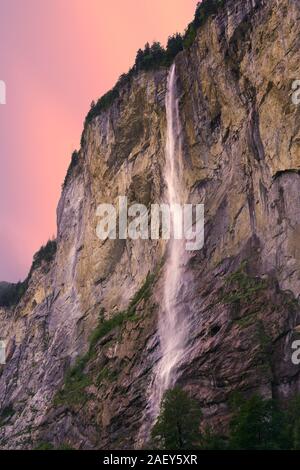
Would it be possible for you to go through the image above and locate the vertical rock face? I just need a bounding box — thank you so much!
[0,0,299,449]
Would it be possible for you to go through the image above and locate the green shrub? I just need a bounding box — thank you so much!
[0,281,28,308]
[88,310,128,353]
[31,239,57,271]
[0,404,14,426]
[34,441,75,450]
[200,428,227,450]
[54,356,91,406]
[57,443,75,450]
[151,387,202,450]
[166,34,184,61]
[182,0,226,49]
[221,262,267,305]
[96,366,117,385]
[183,23,197,49]
[135,42,169,71]
[194,0,226,29]
[85,88,119,122]
[129,272,155,309]
[285,396,300,450]
[229,394,289,450]
[34,442,54,450]
[0,240,57,308]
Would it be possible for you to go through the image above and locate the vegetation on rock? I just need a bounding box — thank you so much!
[0,239,57,308]
[31,239,57,271]
[0,404,14,427]
[152,389,300,450]
[34,441,74,450]
[151,387,202,450]
[54,272,156,407]
[0,281,28,308]
[85,0,227,123]
[228,394,289,450]
[221,261,267,306]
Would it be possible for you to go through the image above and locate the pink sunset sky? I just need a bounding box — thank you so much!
[0,0,198,282]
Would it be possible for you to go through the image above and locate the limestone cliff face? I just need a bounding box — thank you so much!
[0,0,300,449]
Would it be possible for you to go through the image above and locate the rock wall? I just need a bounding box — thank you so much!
[0,0,299,449]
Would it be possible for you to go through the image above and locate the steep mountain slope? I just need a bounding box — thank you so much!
[0,0,299,449]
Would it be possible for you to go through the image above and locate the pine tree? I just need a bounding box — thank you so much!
[151,387,202,450]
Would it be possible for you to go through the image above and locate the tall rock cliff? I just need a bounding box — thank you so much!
[0,0,300,449]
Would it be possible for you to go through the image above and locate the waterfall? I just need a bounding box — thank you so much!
[155,63,188,397]
[137,64,191,447]
[147,63,190,427]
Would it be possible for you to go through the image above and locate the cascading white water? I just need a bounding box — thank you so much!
[137,64,191,447]
[149,63,189,418]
